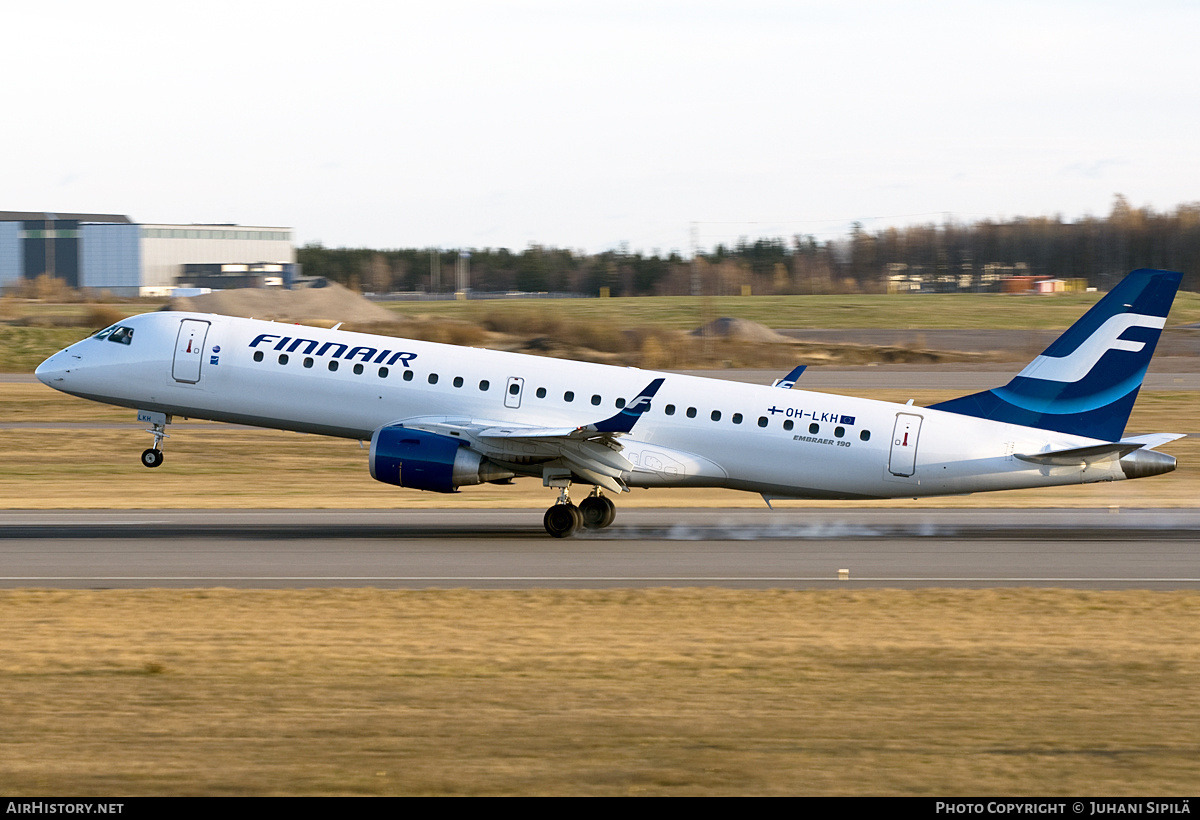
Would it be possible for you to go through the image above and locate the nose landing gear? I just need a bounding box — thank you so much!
[137,410,171,468]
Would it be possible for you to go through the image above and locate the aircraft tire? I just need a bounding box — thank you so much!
[579,496,616,529]
[544,503,582,538]
[141,448,164,468]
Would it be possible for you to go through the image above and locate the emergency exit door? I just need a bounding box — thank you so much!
[888,413,923,477]
[504,376,525,408]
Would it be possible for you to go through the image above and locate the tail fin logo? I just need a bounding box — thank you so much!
[1017,313,1166,384]
[626,393,654,414]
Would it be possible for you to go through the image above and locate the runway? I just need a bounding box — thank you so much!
[2,508,1199,590]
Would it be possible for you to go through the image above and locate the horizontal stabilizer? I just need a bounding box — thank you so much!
[1116,433,1187,449]
[1015,442,1144,466]
[1015,433,1185,466]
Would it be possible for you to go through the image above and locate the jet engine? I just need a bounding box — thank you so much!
[369,426,514,493]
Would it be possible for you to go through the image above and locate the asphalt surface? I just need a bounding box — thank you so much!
[7,330,1199,592]
[2,508,1198,590]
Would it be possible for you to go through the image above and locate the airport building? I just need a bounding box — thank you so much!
[0,211,296,296]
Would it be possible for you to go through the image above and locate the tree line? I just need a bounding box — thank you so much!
[297,196,1200,296]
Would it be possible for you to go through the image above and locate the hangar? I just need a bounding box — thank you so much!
[0,211,296,296]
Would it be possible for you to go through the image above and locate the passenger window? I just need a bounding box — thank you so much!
[665,404,676,415]
[860,430,871,441]
[403,370,414,381]
[378,367,389,378]
[834,426,845,438]
[808,422,818,434]
[686,407,697,418]
[616,398,626,409]
[253,351,264,362]
[304,357,314,368]
[278,354,289,365]
[328,361,339,372]
[479,380,490,391]
[732,413,742,424]
[536,387,547,398]
[591,394,601,406]
[564,391,574,402]
[711,410,721,422]
[783,419,794,431]
[453,376,464,388]
[757,416,767,428]
[428,374,439,385]
[353,363,364,375]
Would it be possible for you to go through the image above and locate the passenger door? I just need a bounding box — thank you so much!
[172,319,210,384]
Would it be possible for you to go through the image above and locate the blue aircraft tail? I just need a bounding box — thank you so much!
[929,269,1182,441]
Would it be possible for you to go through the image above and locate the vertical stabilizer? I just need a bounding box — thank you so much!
[929,269,1181,440]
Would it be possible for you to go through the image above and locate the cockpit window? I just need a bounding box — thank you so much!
[93,325,134,345]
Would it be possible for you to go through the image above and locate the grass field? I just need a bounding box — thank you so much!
[6,288,1200,373]
[381,290,1200,331]
[1,588,1197,795]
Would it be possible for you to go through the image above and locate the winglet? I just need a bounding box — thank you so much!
[772,365,807,389]
[587,378,666,434]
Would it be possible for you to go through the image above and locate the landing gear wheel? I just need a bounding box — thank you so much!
[544,503,583,538]
[141,448,164,468]
[579,495,616,529]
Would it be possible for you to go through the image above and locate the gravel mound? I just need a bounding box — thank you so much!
[691,317,797,344]
[165,282,401,326]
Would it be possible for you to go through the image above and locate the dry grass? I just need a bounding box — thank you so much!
[0,588,1197,795]
[10,288,1200,373]
[385,290,1200,331]
[5,382,1200,795]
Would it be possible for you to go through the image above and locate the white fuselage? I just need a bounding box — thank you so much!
[36,311,1129,499]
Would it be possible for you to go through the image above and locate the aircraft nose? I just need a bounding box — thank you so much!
[35,351,69,386]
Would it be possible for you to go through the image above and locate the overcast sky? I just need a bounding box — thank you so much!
[4,1,1198,254]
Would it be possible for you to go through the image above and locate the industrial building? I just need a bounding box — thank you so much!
[0,211,296,296]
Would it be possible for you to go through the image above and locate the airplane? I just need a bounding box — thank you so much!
[34,268,1183,538]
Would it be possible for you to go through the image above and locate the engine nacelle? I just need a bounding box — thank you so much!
[369,426,513,493]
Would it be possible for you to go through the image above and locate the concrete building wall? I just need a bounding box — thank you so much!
[139,226,294,289]
[0,222,20,288]
[80,223,141,292]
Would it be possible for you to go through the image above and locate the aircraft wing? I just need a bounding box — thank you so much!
[385,378,666,494]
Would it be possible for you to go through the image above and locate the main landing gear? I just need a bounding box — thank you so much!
[139,411,170,469]
[543,486,617,538]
